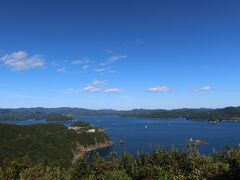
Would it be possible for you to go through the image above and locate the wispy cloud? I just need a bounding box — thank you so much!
[95,67,111,74]
[95,66,118,74]
[103,88,121,93]
[100,54,127,66]
[72,58,91,65]
[83,86,102,92]
[91,80,107,85]
[66,79,121,94]
[84,79,120,93]
[83,86,121,93]
[147,86,171,92]
[0,51,44,71]
[109,55,127,62]
[56,67,66,73]
[195,86,212,92]
[82,65,89,70]
[72,58,91,71]
[65,86,121,93]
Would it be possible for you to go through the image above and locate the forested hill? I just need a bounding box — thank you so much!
[0,123,112,167]
[0,107,117,121]
[121,106,240,121]
[0,106,240,121]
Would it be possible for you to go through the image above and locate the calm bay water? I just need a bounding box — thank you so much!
[2,116,240,156]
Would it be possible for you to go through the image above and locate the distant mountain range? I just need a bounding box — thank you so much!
[0,106,240,121]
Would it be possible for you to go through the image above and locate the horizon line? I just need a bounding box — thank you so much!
[0,105,239,111]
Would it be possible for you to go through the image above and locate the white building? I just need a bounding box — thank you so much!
[68,127,81,131]
[87,129,96,133]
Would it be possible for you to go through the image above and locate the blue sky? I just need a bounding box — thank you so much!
[0,0,240,109]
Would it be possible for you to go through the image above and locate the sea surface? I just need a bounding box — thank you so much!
[2,116,240,156]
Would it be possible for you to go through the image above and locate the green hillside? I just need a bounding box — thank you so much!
[0,123,112,167]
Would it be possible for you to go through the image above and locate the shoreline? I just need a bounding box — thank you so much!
[72,140,113,164]
[84,140,114,153]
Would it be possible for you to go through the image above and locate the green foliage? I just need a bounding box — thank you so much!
[19,165,71,180]
[0,156,71,180]
[220,145,240,179]
[71,121,90,127]
[71,157,91,179]
[0,123,111,167]
[0,168,3,179]
[1,146,240,179]
[103,170,132,180]
[66,146,240,180]
[43,114,72,122]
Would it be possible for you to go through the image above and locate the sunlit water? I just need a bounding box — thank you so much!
[2,116,240,156]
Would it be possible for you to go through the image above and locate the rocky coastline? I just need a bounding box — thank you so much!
[72,140,113,164]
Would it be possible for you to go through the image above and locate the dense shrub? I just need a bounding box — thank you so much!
[71,121,90,127]
[1,146,240,179]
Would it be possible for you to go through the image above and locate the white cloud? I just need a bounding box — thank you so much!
[83,86,102,92]
[95,67,117,74]
[91,80,107,85]
[71,58,91,72]
[56,67,66,73]
[104,88,121,93]
[83,86,121,93]
[72,59,91,65]
[95,67,110,73]
[0,51,44,71]
[65,83,121,94]
[200,86,212,91]
[108,55,127,62]
[100,54,127,66]
[82,65,89,69]
[147,86,170,92]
